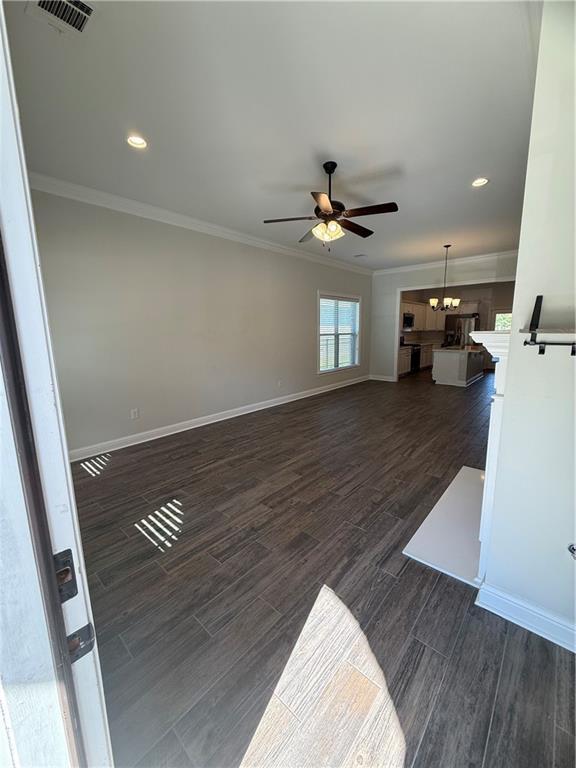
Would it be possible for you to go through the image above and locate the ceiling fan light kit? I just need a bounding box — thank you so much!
[429,244,461,311]
[311,220,345,242]
[263,160,398,250]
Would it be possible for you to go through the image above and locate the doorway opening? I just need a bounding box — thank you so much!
[397,281,516,386]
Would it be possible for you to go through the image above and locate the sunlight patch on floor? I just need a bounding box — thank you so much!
[134,498,183,553]
[81,453,112,476]
[240,585,406,768]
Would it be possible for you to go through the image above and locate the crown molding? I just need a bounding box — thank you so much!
[373,249,519,276]
[29,173,372,276]
[28,173,519,279]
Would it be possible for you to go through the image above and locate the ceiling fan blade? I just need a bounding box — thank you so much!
[343,202,398,218]
[263,216,317,223]
[299,228,315,243]
[311,192,333,215]
[340,219,374,238]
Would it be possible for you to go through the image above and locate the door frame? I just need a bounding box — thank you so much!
[0,5,112,764]
[0,232,86,766]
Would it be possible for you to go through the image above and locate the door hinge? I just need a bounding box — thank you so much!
[53,548,78,602]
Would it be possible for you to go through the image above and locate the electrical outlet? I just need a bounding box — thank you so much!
[277,380,282,388]
[130,408,140,420]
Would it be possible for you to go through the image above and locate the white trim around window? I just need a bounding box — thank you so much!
[317,291,362,374]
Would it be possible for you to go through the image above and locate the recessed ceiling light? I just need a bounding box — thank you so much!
[127,135,147,149]
[472,177,489,187]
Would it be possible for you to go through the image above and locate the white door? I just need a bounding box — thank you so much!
[0,7,112,765]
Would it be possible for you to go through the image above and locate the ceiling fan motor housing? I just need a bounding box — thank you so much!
[315,200,345,220]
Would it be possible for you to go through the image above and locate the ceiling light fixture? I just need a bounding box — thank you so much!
[429,245,461,311]
[127,134,147,149]
[311,219,345,243]
[472,177,489,187]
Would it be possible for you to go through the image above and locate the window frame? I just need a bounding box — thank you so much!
[317,291,362,374]
[492,309,513,331]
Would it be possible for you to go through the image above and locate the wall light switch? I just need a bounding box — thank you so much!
[130,408,140,420]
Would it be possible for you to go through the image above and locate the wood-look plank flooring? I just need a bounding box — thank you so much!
[71,373,573,768]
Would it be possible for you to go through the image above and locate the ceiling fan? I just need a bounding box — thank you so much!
[263,161,398,244]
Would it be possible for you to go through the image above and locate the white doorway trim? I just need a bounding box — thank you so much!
[0,6,113,765]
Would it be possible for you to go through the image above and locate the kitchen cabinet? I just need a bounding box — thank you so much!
[425,304,445,330]
[413,303,426,331]
[398,347,412,376]
[400,301,413,326]
[401,301,427,330]
[420,344,434,368]
[454,301,479,315]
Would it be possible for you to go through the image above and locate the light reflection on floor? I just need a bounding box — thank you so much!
[239,585,406,768]
[81,453,112,476]
[134,499,184,553]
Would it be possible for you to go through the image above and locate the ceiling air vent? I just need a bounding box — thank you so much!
[28,0,93,33]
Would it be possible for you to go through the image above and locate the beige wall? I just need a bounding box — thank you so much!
[32,191,372,453]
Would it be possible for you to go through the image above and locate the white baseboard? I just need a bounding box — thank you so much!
[69,375,369,461]
[369,375,397,382]
[476,583,576,652]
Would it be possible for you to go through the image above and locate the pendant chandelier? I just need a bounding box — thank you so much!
[429,244,461,311]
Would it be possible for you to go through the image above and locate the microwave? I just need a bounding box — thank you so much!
[402,312,415,329]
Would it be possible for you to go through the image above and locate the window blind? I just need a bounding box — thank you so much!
[319,296,360,372]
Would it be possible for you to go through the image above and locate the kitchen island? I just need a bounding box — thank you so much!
[432,347,484,387]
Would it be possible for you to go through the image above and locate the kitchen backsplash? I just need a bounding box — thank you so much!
[402,331,445,344]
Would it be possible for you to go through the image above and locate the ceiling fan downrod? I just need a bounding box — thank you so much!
[323,160,338,202]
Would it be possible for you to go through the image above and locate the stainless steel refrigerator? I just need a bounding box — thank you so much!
[444,314,478,348]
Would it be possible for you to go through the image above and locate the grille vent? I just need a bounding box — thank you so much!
[35,0,93,32]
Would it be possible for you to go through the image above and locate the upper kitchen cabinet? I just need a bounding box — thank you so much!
[425,304,445,330]
[412,303,426,330]
[454,301,479,315]
[401,301,427,330]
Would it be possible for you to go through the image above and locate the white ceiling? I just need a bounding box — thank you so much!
[5,1,541,270]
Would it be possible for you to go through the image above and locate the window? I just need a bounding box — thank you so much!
[319,295,360,372]
[494,312,512,331]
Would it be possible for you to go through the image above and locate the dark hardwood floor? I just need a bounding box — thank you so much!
[71,373,574,768]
